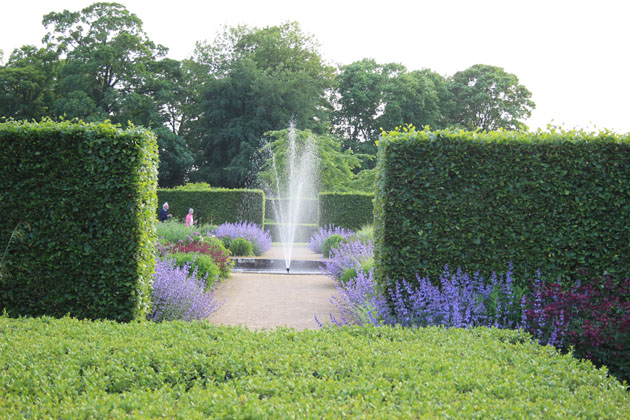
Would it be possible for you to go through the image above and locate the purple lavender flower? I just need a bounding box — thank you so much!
[327,269,390,326]
[213,221,272,254]
[148,259,220,322]
[308,225,354,253]
[323,239,373,281]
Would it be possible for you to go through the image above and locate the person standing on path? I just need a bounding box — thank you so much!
[159,202,172,222]
[185,208,195,227]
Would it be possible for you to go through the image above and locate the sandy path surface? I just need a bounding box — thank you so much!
[209,272,341,330]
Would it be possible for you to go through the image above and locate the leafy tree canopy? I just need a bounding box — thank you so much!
[191,22,335,187]
[447,64,535,131]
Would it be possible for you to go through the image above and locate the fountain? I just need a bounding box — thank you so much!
[264,122,318,272]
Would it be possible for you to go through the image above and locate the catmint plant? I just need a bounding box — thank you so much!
[213,221,272,254]
[308,225,354,254]
[148,259,219,322]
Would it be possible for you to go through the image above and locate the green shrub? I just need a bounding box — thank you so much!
[340,267,358,285]
[319,192,374,230]
[375,127,630,291]
[0,120,158,321]
[229,238,254,257]
[1,317,628,418]
[156,219,216,244]
[353,224,374,243]
[158,185,264,226]
[322,234,345,258]
[170,253,220,289]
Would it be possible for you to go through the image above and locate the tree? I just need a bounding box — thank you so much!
[447,64,535,131]
[191,22,335,187]
[0,45,58,120]
[258,128,360,193]
[40,2,193,186]
[332,59,404,155]
[379,69,451,132]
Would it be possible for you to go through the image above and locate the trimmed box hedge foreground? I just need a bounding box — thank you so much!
[375,127,630,290]
[0,317,628,418]
[0,120,158,321]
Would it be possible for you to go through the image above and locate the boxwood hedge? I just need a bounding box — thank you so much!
[0,317,628,418]
[157,186,264,226]
[374,127,630,290]
[319,192,374,230]
[0,120,158,321]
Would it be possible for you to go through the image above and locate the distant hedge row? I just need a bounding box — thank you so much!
[263,222,318,243]
[1,317,627,418]
[319,192,374,230]
[265,197,318,224]
[157,187,265,227]
[375,127,630,290]
[0,120,158,321]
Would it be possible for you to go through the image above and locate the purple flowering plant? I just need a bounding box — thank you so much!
[148,259,220,322]
[324,239,374,281]
[213,221,271,255]
[308,225,354,254]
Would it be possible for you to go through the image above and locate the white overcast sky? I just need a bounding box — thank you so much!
[1,0,629,133]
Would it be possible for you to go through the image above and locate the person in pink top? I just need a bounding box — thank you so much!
[185,208,195,227]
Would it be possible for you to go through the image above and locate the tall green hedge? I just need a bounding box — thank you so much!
[157,187,264,226]
[374,127,630,291]
[318,192,374,230]
[0,120,158,321]
[265,197,318,224]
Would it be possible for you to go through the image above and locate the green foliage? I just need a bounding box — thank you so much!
[353,224,375,243]
[170,253,220,289]
[447,64,535,131]
[191,22,335,187]
[322,234,345,258]
[229,238,254,257]
[0,119,158,321]
[258,128,361,193]
[374,126,630,291]
[156,219,215,244]
[340,267,357,285]
[1,317,629,418]
[158,186,265,226]
[319,192,374,230]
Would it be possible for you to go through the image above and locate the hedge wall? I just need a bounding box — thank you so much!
[265,197,318,224]
[263,222,318,243]
[318,192,374,230]
[157,187,264,227]
[374,127,630,291]
[0,120,158,321]
[2,317,628,418]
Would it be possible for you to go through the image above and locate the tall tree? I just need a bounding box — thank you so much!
[0,45,58,120]
[447,64,535,131]
[191,22,334,188]
[40,2,193,186]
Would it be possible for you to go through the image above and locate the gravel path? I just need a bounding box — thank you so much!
[209,246,341,330]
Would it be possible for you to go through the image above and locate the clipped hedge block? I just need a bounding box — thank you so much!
[1,317,628,418]
[374,128,630,291]
[265,197,318,224]
[319,192,374,230]
[264,222,318,243]
[0,120,158,321]
[158,187,264,226]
